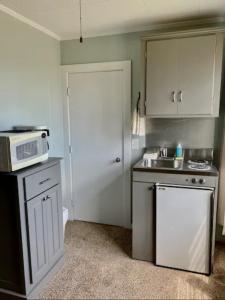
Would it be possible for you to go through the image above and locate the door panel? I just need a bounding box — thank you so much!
[132,182,155,262]
[45,186,64,267]
[146,39,178,115]
[177,35,216,115]
[69,70,124,226]
[26,194,48,284]
[156,186,212,274]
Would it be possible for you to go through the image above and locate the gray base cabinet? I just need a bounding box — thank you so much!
[0,158,64,299]
[27,192,49,285]
[132,182,155,262]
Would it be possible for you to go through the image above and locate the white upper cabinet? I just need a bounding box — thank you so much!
[177,35,216,115]
[146,39,178,115]
[146,33,223,117]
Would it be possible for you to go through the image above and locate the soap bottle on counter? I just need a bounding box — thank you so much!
[175,143,183,158]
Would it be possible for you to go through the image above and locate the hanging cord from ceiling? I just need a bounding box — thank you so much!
[79,0,83,43]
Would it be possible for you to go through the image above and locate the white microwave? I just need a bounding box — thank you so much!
[0,131,49,172]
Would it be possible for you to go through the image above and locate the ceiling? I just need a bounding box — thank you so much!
[0,0,225,40]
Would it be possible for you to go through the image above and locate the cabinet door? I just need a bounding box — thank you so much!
[132,182,155,262]
[26,194,49,284]
[45,185,64,268]
[177,35,216,115]
[146,39,178,116]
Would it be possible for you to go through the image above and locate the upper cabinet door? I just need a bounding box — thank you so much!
[177,35,216,116]
[146,39,178,115]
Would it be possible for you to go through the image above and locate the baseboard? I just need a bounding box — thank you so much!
[0,289,26,300]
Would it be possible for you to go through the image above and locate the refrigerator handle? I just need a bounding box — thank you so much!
[155,183,214,191]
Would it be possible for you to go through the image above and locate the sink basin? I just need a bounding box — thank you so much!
[149,158,182,169]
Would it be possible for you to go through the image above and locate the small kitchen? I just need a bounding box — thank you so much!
[132,31,224,275]
[0,1,225,300]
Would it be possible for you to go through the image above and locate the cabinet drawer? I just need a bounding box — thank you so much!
[24,164,60,200]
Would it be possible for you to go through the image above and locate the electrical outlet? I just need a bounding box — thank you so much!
[132,138,139,150]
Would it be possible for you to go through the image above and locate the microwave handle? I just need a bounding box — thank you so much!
[42,129,49,136]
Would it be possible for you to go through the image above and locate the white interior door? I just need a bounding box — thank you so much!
[67,63,131,227]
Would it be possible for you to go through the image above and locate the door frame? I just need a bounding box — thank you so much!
[61,61,132,228]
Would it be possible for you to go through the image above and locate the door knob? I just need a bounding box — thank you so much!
[115,157,121,163]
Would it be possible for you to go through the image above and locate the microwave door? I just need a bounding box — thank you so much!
[10,135,48,171]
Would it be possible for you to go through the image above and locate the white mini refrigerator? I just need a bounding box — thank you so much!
[156,184,213,274]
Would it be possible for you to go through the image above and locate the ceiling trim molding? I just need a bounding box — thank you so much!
[0,4,61,40]
[141,26,225,41]
[61,16,225,41]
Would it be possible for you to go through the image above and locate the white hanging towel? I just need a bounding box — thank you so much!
[132,92,140,135]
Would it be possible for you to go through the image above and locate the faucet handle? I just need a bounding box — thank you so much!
[160,147,167,157]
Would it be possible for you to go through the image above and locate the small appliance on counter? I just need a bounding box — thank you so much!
[0,126,49,172]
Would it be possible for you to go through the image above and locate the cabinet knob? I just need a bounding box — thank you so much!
[115,157,121,163]
[42,196,51,202]
[148,186,154,191]
[192,178,197,184]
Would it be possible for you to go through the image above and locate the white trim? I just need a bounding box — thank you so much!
[61,61,132,228]
[0,4,224,42]
[0,4,60,40]
[61,16,225,41]
[141,27,225,41]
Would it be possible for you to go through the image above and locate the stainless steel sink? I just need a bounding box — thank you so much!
[149,158,182,169]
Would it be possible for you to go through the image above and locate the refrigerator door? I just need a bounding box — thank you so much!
[156,185,213,274]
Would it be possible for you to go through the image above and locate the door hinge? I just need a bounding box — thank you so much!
[69,145,72,154]
[67,87,70,97]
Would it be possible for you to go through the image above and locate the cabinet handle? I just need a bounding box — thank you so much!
[46,195,51,200]
[171,91,176,103]
[178,91,183,103]
[39,178,50,185]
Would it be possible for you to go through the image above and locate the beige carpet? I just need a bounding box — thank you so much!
[40,221,225,299]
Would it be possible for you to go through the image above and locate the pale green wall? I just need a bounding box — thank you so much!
[0,11,64,157]
[61,33,141,111]
[61,33,144,162]
[61,32,221,163]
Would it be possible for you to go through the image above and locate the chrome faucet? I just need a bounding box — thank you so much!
[160,147,168,158]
